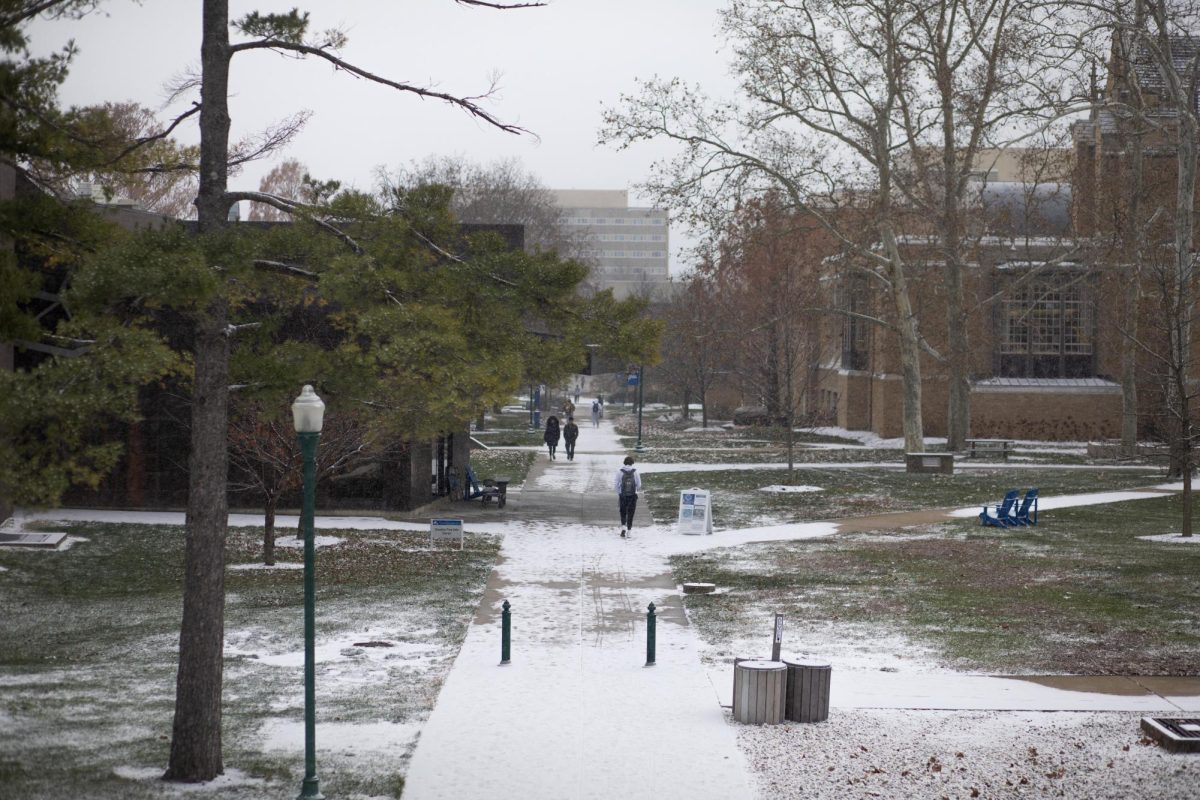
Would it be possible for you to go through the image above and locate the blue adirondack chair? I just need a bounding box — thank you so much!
[1009,488,1039,526]
[463,464,484,500]
[980,489,1019,527]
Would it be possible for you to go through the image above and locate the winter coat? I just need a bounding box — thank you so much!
[544,417,561,445]
[563,421,579,443]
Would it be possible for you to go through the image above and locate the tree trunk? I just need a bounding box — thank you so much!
[166,0,231,782]
[166,305,229,782]
[263,498,277,566]
[881,225,925,452]
[1120,47,1147,459]
[945,287,970,451]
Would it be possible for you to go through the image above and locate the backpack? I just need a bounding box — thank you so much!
[592,400,600,413]
[620,468,637,496]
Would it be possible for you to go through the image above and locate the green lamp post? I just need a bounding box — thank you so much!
[291,384,325,800]
[635,365,645,453]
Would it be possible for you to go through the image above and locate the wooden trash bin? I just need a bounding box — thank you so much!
[732,659,786,725]
[783,659,831,723]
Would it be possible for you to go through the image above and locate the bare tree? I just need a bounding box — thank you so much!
[659,270,734,426]
[247,159,305,221]
[227,399,368,565]
[713,195,831,471]
[379,156,592,262]
[604,0,1073,451]
[603,0,933,451]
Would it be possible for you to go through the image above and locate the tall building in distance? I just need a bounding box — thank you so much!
[552,190,670,299]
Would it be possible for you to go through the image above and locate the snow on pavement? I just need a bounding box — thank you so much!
[402,421,752,799]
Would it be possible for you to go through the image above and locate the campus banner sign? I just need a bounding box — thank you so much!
[676,489,713,535]
[430,518,464,550]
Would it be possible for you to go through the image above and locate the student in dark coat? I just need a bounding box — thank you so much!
[614,455,642,537]
[562,416,580,460]
[544,415,561,460]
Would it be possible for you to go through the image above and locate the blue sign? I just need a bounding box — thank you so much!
[627,373,639,386]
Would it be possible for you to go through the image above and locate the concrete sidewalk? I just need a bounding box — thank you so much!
[401,421,753,800]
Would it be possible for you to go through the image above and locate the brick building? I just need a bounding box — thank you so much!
[814,34,1200,442]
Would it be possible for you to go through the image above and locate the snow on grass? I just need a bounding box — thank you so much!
[273,533,342,549]
[113,767,265,792]
[227,561,303,571]
[225,630,442,670]
[1137,533,1200,544]
[758,484,822,493]
[258,718,422,754]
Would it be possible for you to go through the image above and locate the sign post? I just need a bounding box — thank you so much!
[676,489,713,535]
[771,612,784,661]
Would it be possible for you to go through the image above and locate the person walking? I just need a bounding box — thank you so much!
[544,415,561,460]
[591,399,601,428]
[563,416,579,461]
[614,455,641,537]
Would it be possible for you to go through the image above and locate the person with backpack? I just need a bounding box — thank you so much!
[613,455,642,537]
[543,415,561,460]
[562,416,579,461]
[591,399,601,428]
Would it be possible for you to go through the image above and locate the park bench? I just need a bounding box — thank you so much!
[966,438,1013,461]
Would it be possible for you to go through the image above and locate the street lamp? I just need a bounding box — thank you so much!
[291,384,325,800]
[527,382,535,433]
[635,364,645,453]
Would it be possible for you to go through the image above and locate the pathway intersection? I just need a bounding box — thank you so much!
[402,422,1200,798]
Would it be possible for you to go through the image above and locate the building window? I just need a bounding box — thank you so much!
[996,269,1096,378]
[839,274,870,371]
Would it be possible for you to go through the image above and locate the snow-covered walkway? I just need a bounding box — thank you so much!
[401,420,753,799]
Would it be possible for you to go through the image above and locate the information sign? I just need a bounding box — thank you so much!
[430,518,464,550]
[676,489,713,535]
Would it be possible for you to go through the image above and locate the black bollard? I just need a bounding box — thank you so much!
[645,602,657,666]
[500,599,511,665]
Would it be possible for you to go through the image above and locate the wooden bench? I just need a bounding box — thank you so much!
[966,438,1013,461]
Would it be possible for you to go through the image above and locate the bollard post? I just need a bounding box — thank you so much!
[500,599,511,665]
[771,612,784,661]
[645,602,657,667]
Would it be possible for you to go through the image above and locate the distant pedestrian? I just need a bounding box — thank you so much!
[614,455,641,537]
[544,415,561,460]
[591,399,601,428]
[563,416,579,460]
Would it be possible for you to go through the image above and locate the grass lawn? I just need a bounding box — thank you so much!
[640,466,1164,528]
[671,494,1200,675]
[0,521,500,799]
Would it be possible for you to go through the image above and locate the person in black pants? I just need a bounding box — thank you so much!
[562,416,579,460]
[544,415,560,460]
[613,455,642,537]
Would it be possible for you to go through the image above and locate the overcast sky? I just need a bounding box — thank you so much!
[29,0,738,273]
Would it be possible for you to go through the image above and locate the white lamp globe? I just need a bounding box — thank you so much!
[291,385,326,433]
